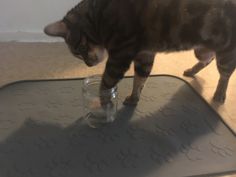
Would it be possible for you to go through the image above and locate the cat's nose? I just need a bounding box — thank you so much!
[85,61,94,67]
[85,57,98,67]
[76,55,83,60]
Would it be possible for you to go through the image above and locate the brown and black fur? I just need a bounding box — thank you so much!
[45,0,236,105]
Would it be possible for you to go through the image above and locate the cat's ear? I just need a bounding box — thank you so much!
[44,21,68,38]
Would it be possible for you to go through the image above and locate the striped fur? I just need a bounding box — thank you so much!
[45,0,236,104]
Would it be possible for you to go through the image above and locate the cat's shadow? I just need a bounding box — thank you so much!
[0,83,221,177]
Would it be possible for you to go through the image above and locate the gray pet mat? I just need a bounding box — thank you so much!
[0,75,235,177]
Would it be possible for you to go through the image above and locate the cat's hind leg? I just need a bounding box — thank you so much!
[213,49,236,103]
[184,47,215,77]
[124,51,155,106]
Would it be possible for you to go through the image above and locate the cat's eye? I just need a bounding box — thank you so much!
[74,41,80,50]
[79,45,87,53]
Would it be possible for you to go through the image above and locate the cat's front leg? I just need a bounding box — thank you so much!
[100,56,132,105]
[124,51,155,106]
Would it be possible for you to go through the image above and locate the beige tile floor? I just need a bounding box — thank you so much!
[0,42,235,177]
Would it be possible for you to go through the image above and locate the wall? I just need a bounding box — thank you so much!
[0,0,79,42]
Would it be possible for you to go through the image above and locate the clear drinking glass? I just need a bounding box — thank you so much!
[82,75,118,128]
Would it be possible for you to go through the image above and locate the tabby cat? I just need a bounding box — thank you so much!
[44,0,236,105]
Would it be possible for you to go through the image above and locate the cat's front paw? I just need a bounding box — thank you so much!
[100,97,113,109]
[213,91,226,104]
[123,96,139,106]
[183,68,196,77]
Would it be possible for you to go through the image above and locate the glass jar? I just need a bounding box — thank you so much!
[82,75,118,128]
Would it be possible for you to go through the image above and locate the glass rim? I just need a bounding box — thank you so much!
[83,75,117,96]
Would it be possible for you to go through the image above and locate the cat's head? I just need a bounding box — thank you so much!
[44,20,107,67]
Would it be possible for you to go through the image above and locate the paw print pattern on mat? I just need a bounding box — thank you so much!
[116,148,140,168]
[6,165,33,177]
[139,94,157,102]
[43,156,72,177]
[58,86,75,94]
[134,108,147,118]
[155,124,176,137]
[159,106,179,118]
[33,136,58,150]
[150,146,173,164]
[84,153,110,174]
[180,119,202,135]
[210,140,234,158]
[126,126,148,141]
[95,128,121,144]
[179,143,203,161]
